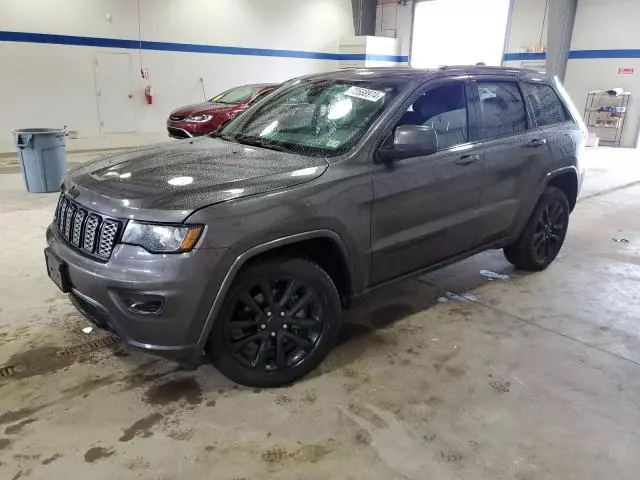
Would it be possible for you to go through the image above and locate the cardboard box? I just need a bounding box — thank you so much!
[594,111,622,128]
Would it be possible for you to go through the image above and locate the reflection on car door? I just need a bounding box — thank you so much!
[472,77,549,245]
[370,79,483,284]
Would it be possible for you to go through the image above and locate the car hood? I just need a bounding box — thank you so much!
[170,102,240,117]
[66,137,328,223]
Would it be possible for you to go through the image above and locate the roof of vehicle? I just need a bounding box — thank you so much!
[249,83,279,89]
[308,65,550,82]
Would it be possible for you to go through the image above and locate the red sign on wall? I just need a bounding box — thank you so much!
[618,67,635,75]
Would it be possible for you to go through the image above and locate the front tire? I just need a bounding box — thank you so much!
[207,257,341,387]
[503,186,570,271]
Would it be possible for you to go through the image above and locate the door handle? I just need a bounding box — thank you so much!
[528,138,547,148]
[455,154,479,166]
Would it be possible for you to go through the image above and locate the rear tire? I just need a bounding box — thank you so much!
[207,257,341,387]
[503,186,570,271]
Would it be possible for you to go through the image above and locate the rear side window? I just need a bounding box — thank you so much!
[523,82,568,126]
[476,82,527,140]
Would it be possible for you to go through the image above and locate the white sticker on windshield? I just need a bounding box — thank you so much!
[344,86,386,102]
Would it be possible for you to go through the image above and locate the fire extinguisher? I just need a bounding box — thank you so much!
[144,85,153,105]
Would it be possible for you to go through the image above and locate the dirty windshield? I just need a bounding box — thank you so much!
[217,78,407,156]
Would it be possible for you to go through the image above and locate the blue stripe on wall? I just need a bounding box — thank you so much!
[504,50,640,62]
[503,52,547,61]
[0,30,409,63]
[5,31,640,64]
[569,49,640,59]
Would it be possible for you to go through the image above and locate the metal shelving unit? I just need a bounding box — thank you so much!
[583,90,631,148]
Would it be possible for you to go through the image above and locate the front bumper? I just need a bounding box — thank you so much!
[46,225,232,361]
[167,119,218,139]
[167,126,193,139]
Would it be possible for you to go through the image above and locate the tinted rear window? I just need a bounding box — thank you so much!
[523,82,568,126]
[476,82,527,139]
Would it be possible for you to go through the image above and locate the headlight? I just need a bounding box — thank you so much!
[184,115,213,122]
[122,221,204,253]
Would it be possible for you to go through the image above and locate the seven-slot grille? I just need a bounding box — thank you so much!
[55,194,122,260]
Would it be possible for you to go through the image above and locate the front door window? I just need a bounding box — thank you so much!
[394,82,469,151]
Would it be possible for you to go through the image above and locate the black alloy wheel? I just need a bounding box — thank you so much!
[504,186,570,271]
[225,279,323,372]
[208,257,341,387]
[532,199,566,263]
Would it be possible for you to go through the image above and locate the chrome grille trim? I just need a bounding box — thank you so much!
[72,209,87,246]
[98,219,120,258]
[53,194,122,260]
[83,214,100,253]
[59,197,68,231]
[64,203,76,240]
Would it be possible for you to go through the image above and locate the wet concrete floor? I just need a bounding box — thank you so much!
[1,149,640,479]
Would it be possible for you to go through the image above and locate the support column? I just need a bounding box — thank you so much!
[546,0,578,80]
[351,0,378,36]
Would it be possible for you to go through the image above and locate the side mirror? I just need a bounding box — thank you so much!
[379,125,438,161]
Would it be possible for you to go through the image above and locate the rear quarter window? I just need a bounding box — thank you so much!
[523,83,568,127]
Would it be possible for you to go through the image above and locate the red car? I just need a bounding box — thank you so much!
[167,83,278,139]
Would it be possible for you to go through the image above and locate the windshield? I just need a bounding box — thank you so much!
[211,85,258,104]
[218,78,407,157]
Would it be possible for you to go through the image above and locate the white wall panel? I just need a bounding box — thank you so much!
[0,43,103,137]
[0,0,138,38]
[137,0,353,52]
[569,0,640,50]
[504,0,548,53]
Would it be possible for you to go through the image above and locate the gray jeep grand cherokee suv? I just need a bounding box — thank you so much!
[46,66,585,387]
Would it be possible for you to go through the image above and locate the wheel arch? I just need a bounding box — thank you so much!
[508,166,579,246]
[545,167,579,211]
[194,230,353,356]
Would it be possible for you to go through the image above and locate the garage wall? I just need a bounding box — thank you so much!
[502,0,548,69]
[503,0,640,148]
[564,0,640,148]
[375,0,413,57]
[0,0,354,146]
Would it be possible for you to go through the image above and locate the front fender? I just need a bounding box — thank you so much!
[192,230,353,357]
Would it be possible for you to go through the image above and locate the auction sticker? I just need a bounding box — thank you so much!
[344,86,386,102]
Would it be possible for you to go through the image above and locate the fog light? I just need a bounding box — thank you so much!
[119,292,165,314]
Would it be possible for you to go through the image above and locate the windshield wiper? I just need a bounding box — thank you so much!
[210,132,238,143]
[234,135,293,153]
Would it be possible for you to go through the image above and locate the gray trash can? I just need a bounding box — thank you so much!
[13,128,67,193]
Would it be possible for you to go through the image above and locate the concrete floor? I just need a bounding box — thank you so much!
[0,147,639,479]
